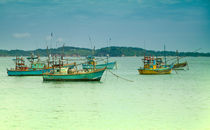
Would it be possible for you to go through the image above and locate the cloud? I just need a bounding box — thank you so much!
[13,32,31,38]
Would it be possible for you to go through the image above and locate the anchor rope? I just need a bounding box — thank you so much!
[108,70,134,82]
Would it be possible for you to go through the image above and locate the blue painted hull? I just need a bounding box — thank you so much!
[82,61,116,69]
[7,63,74,76]
[43,69,105,81]
[7,69,52,76]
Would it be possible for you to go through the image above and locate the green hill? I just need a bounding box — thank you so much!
[0,46,209,57]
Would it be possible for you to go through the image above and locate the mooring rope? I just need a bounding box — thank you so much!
[108,70,134,82]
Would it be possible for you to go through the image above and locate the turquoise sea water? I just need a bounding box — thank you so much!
[0,57,210,130]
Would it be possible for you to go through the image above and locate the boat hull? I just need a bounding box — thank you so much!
[7,63,74,76]
[173,62,187,69]
[43,68,106,81]
[138,68,172,75]
[82,62,116,69]
[7,69,52,76]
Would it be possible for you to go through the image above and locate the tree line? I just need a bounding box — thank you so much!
[0,46,209,57]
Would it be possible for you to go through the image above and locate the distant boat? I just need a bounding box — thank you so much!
[172,50,188,69]
[82,61,116,69]
[138,56,173,75]
[173,61,188,69]
[7,56,75,76]
[82,56,116,69]
[7,56,52,76]
[43,67,106,81]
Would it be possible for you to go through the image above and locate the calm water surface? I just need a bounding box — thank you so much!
[0,57,210,130]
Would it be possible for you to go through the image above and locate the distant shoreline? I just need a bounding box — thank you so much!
[0,46,210,57]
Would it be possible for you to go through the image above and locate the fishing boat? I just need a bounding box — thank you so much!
[50,57,75,69]
[173,61,188,69]
[172,50,188,69]
[7,56,52,76]
[138,56,173,75]
[7,55,74,76]
[82,56,116,69]
[43,66,106,81]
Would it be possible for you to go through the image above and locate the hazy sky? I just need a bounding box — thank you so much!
[0,0,209,52]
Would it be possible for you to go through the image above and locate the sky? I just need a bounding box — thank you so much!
[0,0,209,52]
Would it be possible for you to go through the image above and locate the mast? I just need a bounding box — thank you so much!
[92,46,95,56]
[176,50,179,64]
[46,46,50,67]
[89,37,93,55]
[15,56,17,70]
[144,41,145,65]
[106,38,111,67]
[50,32,53,55]
[31,53,34,67]
[164,44,167,65]
[59,58,61,71]
[52,55,55,73]
[108,38,111,56]
[62,43,65,65]
[62,43,65,58]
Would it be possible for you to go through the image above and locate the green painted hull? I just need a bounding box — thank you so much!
[43,69,105,81]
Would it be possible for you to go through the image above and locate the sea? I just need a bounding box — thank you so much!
[0,57,210,130]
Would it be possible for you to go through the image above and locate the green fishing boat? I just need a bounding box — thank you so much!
[43,66,106,81]
[7,56,53,76]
